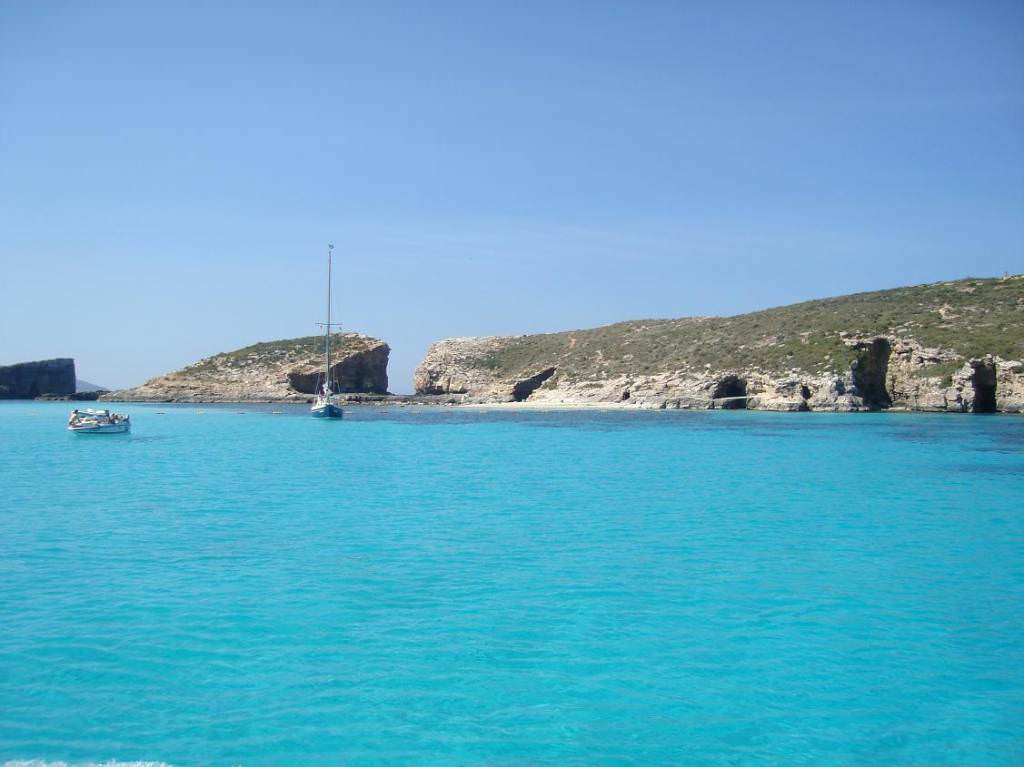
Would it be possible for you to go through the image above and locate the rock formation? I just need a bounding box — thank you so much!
[0,358,76,398]
[286,341,389,395]
[413,336,513,397]
[413,276,1024,413]
[104,333,389,402]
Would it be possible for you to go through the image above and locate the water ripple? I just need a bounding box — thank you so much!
[1,403,1022,765]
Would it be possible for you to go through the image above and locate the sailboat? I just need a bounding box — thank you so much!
[311,243,344,419]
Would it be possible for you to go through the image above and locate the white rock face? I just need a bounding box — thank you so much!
[996,361,1024,413]
[414,335,1024,413]
[412,337,509,398]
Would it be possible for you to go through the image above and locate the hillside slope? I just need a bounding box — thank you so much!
[104,333,389,402]
[414,276,1024,412]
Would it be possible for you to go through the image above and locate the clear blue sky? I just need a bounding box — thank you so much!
[2,2,1022,392]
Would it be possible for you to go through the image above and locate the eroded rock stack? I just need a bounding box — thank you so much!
[104,333,389,402]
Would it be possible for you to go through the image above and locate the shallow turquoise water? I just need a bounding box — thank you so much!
[1,401,1022,766]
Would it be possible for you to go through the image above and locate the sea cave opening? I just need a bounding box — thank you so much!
[712,376,747,409]
[853,338,892,410]
[512,367,556,402]
[971,361,997,413]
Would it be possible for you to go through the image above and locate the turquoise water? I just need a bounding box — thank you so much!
[1,402,1022,766]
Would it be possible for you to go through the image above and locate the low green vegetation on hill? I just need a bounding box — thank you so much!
[479,276,1024,380]
[185,333,377,375]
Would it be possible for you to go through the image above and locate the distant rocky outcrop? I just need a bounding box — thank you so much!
[414,276,1024,413]
[0,358,76,399]
[104,333,389,402]
[36,391,107,401]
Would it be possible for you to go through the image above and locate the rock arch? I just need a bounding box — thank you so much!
[712,376,747,409]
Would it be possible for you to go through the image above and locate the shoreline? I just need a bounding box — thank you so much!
[12,396,1020,415]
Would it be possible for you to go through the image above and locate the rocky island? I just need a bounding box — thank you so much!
[0,358,76,399]
[103,333,389,402]
[415,276,1024,412]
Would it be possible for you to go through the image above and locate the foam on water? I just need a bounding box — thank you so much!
[1,402,1022,765]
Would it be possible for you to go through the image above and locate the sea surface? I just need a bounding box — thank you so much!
[1,402,1022,766]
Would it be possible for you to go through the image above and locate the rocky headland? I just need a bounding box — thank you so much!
[89,276,1023,412]
[414,276,1024,413]
[0,358,76,399]
[103,333,389,402]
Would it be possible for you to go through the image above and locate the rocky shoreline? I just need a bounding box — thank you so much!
[412,276,1024,414]
[9,276,1023,414]
[88,343,1024,415]
[413,334,1023,413]
[93,392,464,406]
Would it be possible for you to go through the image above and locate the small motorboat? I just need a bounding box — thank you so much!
[68,408,131,434]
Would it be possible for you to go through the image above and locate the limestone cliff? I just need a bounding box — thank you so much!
[0,358,76,398]
[414,276,1024,413]
[104,333,389,402]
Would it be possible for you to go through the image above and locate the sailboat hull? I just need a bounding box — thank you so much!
[311,403,344,419]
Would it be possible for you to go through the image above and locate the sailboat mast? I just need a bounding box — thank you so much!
[325,243,333,391]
